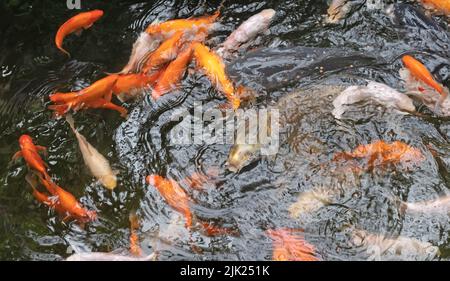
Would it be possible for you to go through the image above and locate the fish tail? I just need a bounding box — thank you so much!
[25,174,38,191]
[65,114,76,132]
[48,104,69,117]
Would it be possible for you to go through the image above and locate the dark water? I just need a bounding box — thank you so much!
[0,0,449,260]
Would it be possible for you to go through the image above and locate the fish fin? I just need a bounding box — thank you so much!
[113,169,120,176]
[58,47,71,58]
[48,104,70,116]
[74,29,83,36]
[12,151,23,161]
[36,146,48,157]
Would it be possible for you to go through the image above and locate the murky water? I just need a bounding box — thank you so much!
[0,0,449,261]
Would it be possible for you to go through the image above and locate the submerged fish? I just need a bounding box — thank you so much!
[333,140,425,171]
[55,10,104,57]
[352,229,440,261]
[400,55,450,116]
[266,228,320,261]
[227,143,261,173]
[146,174,193,228]
[420,0,450,16]
[332,81,416,119]
[402,195,450,215]
[216,9,276,58]
[326,0,353,24]
[66,115,117,190]
[66,252,156,261]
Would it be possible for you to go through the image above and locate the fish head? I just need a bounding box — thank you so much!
[227,144,260,173]
[146,174,164,188]
[260,9,276,22]
[19,135,34,148]
[101,175,117,190]
[90,10,104,22]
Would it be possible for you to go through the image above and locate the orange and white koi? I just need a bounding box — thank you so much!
[55,10,104,57]
[193,42,240,109]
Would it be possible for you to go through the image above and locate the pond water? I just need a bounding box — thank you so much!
[0,0,449,261]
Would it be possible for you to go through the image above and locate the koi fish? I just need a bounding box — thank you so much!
[151,44,193,99]
[66,115,117,190]
[145,11,220,36]
[12,135,50,180]
[141,31,185,74]
[113,72,161,102]
[217,9,276,58]
[66,252,156,261]
[333,140,425,171]
[119,32,162,74]
[49,74,119,116]
[193,42,240,109]
[25,174,66,216]
[227,144,261,173]
[332,81,416,119]
[82,98,128,118]
[146,174,193,228]
[37,175,97,222]
[129,212,143,256]
[55,10,104,57]
[420,0,450,16]
[402,195,450,215]
[266,228,320,261]
[402,55,446,97]
[326,0,353,24]
[352,229,440,261]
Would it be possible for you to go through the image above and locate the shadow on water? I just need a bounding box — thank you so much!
[0,0,449,260]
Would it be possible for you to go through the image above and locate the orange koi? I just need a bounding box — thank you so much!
[13,135,50,180]
[266,228,320,261]
[141,31,185,74]
[55,10,104,57]
[145,11,219,36]
[146,175,193,228]
[113,72,160,102]
[49,74,119,116]
[25,174,66,216]
[402,55,446,96]
[151,44,193,99]
[38,175,97,222]
[129,213,142,256]
[420,0,450,15]
[193,42,240,109]
[333,140,425,170]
